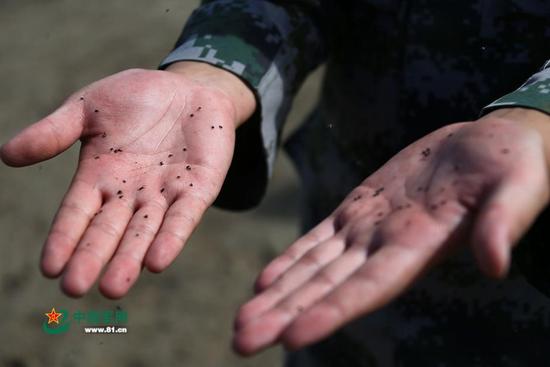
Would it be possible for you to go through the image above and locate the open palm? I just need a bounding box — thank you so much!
[1,69,236,298]
[234,114,550,354]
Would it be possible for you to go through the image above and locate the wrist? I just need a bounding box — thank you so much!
[482,107,550,136]
[481,107,550,169]
[165,61,256,128]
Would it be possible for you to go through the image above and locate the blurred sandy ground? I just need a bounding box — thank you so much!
[0,1,323,366]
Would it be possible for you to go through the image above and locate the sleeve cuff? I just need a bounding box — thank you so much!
[481,60,550,117]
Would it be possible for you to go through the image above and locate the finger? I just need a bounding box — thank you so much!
[61,198,134,297]
[281,216,448,350]
[254,217,336,293]
[236,236,346,330]
[40,179,102,277]
[1,98,84,166]
[99,201,167,299]
[233,246,366,355]
[471,165,549,278]
[144,192,209,272]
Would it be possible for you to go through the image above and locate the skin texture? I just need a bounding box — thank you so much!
[232,108,550,355]
[0,63,255,298]
[2,62,550,356]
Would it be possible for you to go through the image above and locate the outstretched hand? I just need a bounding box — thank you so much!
[233,108,550,355]
[1,65,254,298]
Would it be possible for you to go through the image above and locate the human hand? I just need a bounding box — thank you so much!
[233,108,550,354]
[1,63,255,298]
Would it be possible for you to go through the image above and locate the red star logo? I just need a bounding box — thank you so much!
[45,307,63,324]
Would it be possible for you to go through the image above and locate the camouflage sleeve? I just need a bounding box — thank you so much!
[159,0,326,210]
[482,60,550,116]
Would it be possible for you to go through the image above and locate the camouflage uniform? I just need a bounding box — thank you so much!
[160,1,550,366]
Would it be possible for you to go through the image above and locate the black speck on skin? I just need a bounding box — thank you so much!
[197,106,202,111]
[118,195,124,199]
[160,188,165,193]
[168,154,173,158]
[183,148,187,152]
[94,156,100,160]
[421,148,431,158]
[144,215,148,219]
[101,132,107,138]
[189,183,193,187]
[176,175,181,179]
[211,126,215,129]
[352,195,362,201]
[94,109,99,113]
[218,125,223,129]
[117,190,122,195]
[122,180,126,183]
[372,187,384,197]
[138,186,144,191]
[110,148,114,152]
[190,114,194,118]
[135,233,139,237]
[186,165,191,171]
[79,97,84,100]
[160,161,164,166]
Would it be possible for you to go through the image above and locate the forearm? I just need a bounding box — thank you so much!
[165,61,256,128]
[160,0,326,136]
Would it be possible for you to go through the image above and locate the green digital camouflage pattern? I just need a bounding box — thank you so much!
[483,60,550,115]
[161,1,550,366]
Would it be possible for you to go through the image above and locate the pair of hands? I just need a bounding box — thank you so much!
[2,63,550,355]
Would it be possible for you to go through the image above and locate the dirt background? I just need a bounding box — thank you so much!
[0,1,323,366]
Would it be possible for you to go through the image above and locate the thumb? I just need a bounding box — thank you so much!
[1,98,84,167]
[471,167,549,279]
